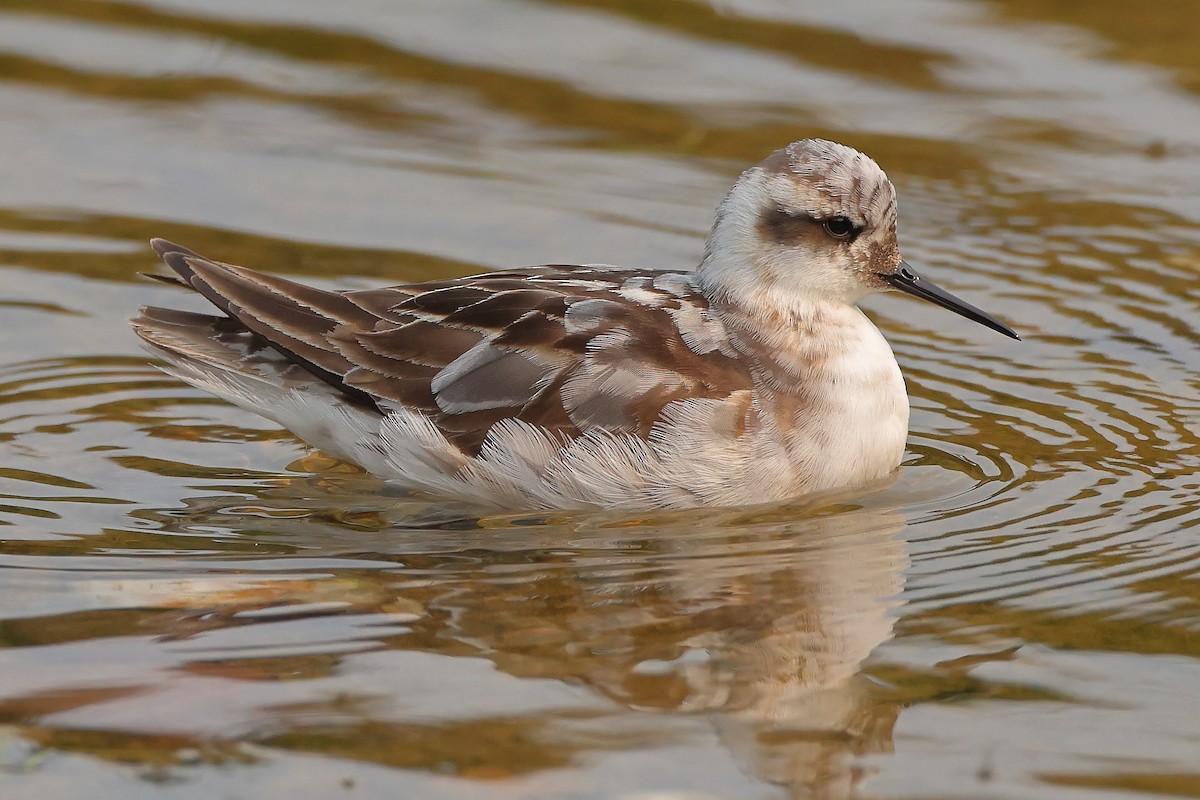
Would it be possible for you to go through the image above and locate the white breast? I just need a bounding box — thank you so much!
[775,312,909,494]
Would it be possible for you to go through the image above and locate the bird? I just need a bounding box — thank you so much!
[131,139,1018,511]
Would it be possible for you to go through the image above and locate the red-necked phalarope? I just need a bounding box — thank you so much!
[132,139,1018,510]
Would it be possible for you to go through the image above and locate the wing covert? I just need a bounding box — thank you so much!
[146,240,753,455]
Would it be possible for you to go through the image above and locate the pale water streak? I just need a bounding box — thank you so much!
[0,1,1198,798]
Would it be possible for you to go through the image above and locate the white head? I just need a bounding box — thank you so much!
[697,139,1019,340]
[697,139,901,308]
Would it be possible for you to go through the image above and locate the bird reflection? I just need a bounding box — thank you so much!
[31,473,908,797]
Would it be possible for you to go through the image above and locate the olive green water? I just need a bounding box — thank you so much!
[1,2,1198,798]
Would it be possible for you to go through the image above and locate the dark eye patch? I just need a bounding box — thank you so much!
[757,207,863,246]
[756,206,822,245]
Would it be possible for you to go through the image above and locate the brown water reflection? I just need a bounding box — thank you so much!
[1,0,1199,798]
[1,465,913,797]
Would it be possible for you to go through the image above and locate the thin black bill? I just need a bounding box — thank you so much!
[881,262,1020,340]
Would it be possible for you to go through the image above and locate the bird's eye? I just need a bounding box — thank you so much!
[822,216,857,240]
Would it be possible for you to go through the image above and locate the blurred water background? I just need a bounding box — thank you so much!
[0,1,1198,798]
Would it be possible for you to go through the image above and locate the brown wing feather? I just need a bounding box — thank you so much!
[141,239,753,455]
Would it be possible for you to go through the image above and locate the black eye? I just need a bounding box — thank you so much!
[822,216,857,240]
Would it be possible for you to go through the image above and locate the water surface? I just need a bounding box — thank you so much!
[1,2,1198,798]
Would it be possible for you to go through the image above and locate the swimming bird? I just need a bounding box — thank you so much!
[132,139,1017,510]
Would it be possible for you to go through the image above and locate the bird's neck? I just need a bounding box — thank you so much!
[694,262,885,392]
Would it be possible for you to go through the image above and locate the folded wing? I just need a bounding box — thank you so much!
[133,239,753,454]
